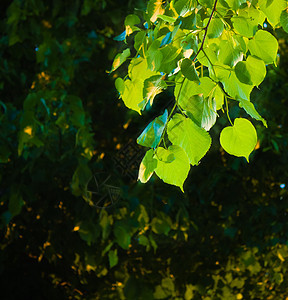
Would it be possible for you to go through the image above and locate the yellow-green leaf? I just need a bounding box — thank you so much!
[220,118,257,162]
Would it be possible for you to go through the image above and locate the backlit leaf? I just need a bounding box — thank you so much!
[167,114,212,165]
[181,94,217,131]
[110,48,130,73]
[206,18,224,39]
[137,110,168,148]
[138,149,158,183]
[180,58,200,82]
[174,0,197,17]
[143,75,167,107]
[148,0,165,23]
[220,118,257,162]
[280,9,288,33]
[232,7,265,38]
[154,145,190,192]
[239,100,267,127]
[157,15,177,23]
[259,0,286,27]
[125,14,140,36]
[248,30,278,65]
[235,56,266,86]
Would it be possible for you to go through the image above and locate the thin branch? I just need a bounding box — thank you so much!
[192,0,218,63]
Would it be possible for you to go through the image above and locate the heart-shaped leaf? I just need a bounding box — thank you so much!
[220,118,257,162]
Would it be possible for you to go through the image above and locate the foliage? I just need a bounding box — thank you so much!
[112,0,287,191]
[0,0,288,299]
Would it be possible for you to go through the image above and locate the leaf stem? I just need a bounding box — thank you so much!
[224,95,233,126]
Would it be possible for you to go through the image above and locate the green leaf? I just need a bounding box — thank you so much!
[174,0,197,17]
[215,66,253,100]
[259,0,286,27]
[239,100,267,127]
[280,9,288,33]
[214,85,224,110]
[167,114,212,165]
[175,76,217,103]
[134,31,147,56]
[121,57,159,113]
[114,225,131,250]
[138,149,158,183]
[180,58,200,82]
[181,94,217,131]
[220,118,257,162]
[157,15,177,23]
[125,14,141,36]
[232,7,265,38]
[159,45,181,74]
[9,190,24,217]
[180,34,198,53]
[235,56,266,86]
[137,110,168,148]
[206,18,224,39]
[115,77,125,95]
[225,0,246,11]
[66,95,85,127]
[121,79,143,114]
[148,0,165,23]
[198,0,213,8]
[110,48,131,73]
[147,40,163,71]
[108,249,118,268]
[218,39,243,67]
[128,57,158,80]
[248,30,278,65]
[139,235,150,247]
[151,217,171,235]
[137,204,150,227]
[143,75,167,107]
[154,145,190,192]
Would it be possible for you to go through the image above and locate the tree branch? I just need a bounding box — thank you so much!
[192,0,218,62]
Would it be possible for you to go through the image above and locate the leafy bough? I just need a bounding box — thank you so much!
[111,0,288,191]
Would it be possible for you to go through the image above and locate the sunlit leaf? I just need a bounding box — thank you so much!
[232,7,265,38]
[137,110,168,148]
[280,9,288,33]
[235,56,266,86]
[147,40,163,71]
[220,118,257,162]
[167,114,212,165]
[239,100,267,127]
[143,75,167,107]
[248,30,278,64]
[110,48,130,73]
[121,79,143,114]
[180,94,217,131]
[180,58,200,82]
[125,14,140,36]
[174,0,197,17]
[154,145,190,192]
[138,149,158,183]
[259,0,286,27]
[157,15,177,23]
[206,18,224,38]
[148,0,165,23]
